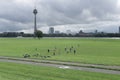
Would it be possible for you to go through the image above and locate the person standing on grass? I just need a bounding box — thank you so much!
[48,49,50,53]
[65,47,67,51]
[70,48,72,53]
[74,50,76,55]
[53,51,56,55]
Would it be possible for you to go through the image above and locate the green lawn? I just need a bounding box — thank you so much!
[0,38,120,65]
[0,62,119,80]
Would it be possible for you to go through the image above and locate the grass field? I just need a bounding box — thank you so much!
[0,62,119,80]
[0,38,120,65]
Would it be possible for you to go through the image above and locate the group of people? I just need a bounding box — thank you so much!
[65,46,76,55]
[23,44,79,58]
[47,45,77,56]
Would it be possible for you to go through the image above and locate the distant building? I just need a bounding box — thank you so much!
[79,30,84,34]
[49,27,54,34]
[66,30,71,34]
[119,26,120,34]
[55,31,60,34]
[95,30,98,34]
[2,32,24,37]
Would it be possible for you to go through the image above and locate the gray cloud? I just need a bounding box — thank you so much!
[0,0,120,33]
[38,0,119,24]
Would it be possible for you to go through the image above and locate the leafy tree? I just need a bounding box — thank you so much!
[35,30,43,39]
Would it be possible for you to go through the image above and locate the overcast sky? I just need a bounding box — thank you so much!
[0,0,120,33]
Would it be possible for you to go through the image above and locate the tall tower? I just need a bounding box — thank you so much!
[33,8,38,36]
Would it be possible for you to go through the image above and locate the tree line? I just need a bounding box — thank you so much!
[0,32,120,38]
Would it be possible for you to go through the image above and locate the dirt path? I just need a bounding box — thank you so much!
[0,56,120,75]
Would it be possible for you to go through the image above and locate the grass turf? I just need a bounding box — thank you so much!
[0,38,120,65]
[0,62,120,80]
